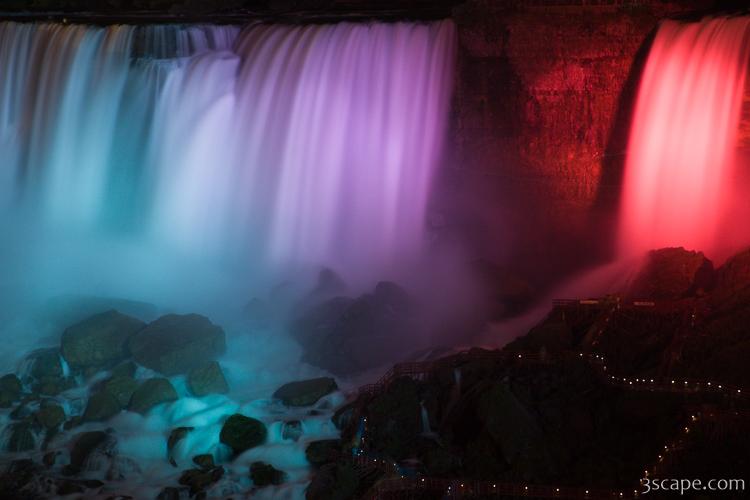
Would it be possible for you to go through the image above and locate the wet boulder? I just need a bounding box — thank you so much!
[35,400,65,429]
[103,375,139,407]
[219,414,267,455]
[26,348,63,380]
[61,310,145,371]
[272,377,337,407]
[128,378,178,414]
[83,391,121,422]
[0,374,22,408]
[192,454,214,470]
[628,247,714,299]
[292,281,419,375]
[5,422,36,452]
[64,430,114,475]
[178,466,224,496]
[167,427,194,466]
[306,462,359,500]
[0,459,47,498]
[187,362,229,397]
[305,439,342,467]
[250,461,286,487]
[128,314,225,375]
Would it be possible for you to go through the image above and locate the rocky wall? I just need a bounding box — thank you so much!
[438,0,717,286]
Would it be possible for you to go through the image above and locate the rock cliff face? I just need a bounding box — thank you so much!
[440,0,716,285]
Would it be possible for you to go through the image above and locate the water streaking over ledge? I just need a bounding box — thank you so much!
[0,20,456,287]
[618,16,750,260]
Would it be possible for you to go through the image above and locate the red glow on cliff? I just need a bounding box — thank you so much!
[619,17,750,260]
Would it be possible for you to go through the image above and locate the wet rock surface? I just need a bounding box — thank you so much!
[273,377,337,406]
[61,310,145,371]
[292,281,421,375]
[249,461,286,487]
[128,314,226,375]
[187,361,229,396]
[219,414,268,455]
[628,247,714,300]
[128,378,179,414]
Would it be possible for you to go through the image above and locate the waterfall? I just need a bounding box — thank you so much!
[420,401,432,435]
[619,17,750,259]
[0,20,456,289]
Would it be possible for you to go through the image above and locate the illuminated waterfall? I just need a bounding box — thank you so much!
[0,20,456,284]
[619,17,750,258]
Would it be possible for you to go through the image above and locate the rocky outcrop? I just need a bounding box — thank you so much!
[219,414,267,455]
[128,314,226,375]
[628,247,714,299]
[61,310,145,371]
[273,377,337,407]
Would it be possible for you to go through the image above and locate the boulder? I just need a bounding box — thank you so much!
[628,248,714,299]
[0,374,22,394]
[5,422,35,452]
[187,362,229,397]
[192,454,214,470]
[128,378,178,414]
[64,431,112,475]
[219,414,267,454]
[128,314,226,375]
[306,462,359,500]
[103,375,139,408]
[0,374,22,408]
[272,377,337,407]
[291,281,418,375]
[83,392,121,422]
[39,294,157,331]
[178,466,224,496]
[716,249,750,296]
[249,461,286,486]
[156,486,190,500]
[0,459,47,497]
[110,361,137,379]
[61,310,145,370]
[32,375,75,397]
[305,439,342,467]
[36,401,65,429]
[26,349,63,380]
